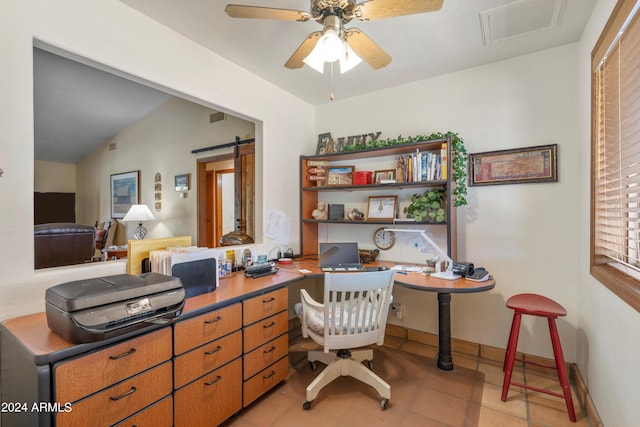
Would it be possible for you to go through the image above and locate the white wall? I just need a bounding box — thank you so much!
[75,96,255,243]
[0,0,313,320]
[576,1,640,426]
[34,160,76,193]
[316,43,581,360]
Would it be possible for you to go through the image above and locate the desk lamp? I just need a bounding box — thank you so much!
[123,204,155,240]
[384,228,461,280]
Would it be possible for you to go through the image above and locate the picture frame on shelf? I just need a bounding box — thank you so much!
[367,195,398,220]
[110,170,140,218]
[374,169,396,184]
[327,166,355,185]
[315,132,332,155]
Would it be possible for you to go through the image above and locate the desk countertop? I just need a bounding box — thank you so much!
[1,259,494,363]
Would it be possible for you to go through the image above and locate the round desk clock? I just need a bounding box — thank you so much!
[373,228,396,250]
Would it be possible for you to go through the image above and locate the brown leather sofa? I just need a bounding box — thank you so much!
[34,223,95,269]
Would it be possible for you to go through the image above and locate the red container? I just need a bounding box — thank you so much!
[353,171,372,185]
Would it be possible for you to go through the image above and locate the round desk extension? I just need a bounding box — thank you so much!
[281,259,496,371]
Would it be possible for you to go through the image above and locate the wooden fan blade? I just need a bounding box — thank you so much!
[345,29,392,69]
[285,32,321,69]
[354,0,443,21]
[225,4,311,22]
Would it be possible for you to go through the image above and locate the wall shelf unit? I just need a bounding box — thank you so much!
[300,137,457,258]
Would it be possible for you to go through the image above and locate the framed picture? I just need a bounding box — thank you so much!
[327,166,355,185]
[110,170,140,218]
[469,144,558,186]
[175,173,190,191]
[367,195,398,220]
[315,132,332,155]
[374,169,396,184]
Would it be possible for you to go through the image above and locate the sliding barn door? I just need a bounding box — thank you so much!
[235,143,254,238]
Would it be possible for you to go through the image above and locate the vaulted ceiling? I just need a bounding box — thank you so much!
[35,0,596,163]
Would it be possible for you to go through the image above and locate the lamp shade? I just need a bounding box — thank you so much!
[123,204,155,239]
[123,204,156,222]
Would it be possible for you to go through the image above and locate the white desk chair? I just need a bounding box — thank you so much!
[295,270,395,410]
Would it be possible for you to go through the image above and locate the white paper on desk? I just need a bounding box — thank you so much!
[265,207,291,245]
[391,265,423,272]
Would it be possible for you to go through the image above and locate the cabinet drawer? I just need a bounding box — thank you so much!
[243,356,289,407]
[56,361,172,427]
[174,358,242,427]
[243,310,288,353]
[113,395,172,427]
[174,330,242,389]
[174,303,242,355]
[243,288,288,326]
[54,328,171,404]
[243,333,289,380]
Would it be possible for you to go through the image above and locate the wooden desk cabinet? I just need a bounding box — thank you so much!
[241,288,289,407]
[173,304,243,426]
[0,285,289,427]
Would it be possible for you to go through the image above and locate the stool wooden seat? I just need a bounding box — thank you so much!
[501,293,576,422]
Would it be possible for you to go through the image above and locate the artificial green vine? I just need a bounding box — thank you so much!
[342,131,468,207]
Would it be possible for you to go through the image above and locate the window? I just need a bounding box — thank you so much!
[591,0,640,312]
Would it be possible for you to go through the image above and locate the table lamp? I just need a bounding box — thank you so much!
[123,204,155,240]
[384,228,461,280]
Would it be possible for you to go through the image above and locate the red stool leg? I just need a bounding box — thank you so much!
[503,311,521,372]
[501,312,522,401]
[548,318,576,422]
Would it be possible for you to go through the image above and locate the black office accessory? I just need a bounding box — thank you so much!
[45,273,185,343]
[171,257,217,298]
[466,268,489,282]
[452,262,474,277]
[328,204,345,220]
[244,262,278,278]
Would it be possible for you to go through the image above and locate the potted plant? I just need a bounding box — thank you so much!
[404,188,446,222]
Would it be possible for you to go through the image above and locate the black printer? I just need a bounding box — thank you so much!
[45,272,185,343]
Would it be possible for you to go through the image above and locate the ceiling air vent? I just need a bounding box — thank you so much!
[210,112,226,123]
[108,143,117,151]
[480,0,565,45]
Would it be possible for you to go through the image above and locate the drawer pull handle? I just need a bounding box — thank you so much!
[109,348,136,360]
[263,321,276,329]
[205,345,222,355]
[263,370,276,379]
[205,375,222,386]
[263,346,276,354]
[205,316,222,324]
[110,386,137,400]
[262,297,276,303]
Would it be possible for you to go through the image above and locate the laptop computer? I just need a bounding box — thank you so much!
[319,242,364,272]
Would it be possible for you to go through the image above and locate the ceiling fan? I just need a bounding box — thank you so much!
[225,0,444,72]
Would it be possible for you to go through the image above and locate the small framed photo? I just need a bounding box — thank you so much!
[175,173,190,191]
[367,195,398,220]
[327,166,355,185]
[315,132,332,155]
[374,169,396,184]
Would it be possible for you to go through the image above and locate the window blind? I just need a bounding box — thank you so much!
[592,0,640,310]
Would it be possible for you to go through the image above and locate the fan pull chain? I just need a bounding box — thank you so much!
[329,61,335,101]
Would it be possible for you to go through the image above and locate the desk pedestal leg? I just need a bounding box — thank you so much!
[437,292,453,371]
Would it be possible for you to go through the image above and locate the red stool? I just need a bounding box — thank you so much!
[501,293,576,422]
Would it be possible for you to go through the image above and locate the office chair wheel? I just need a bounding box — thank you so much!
[303,400,312,410]
[366,360,373,369]
[380,398,389,410]
[309,361,317,371]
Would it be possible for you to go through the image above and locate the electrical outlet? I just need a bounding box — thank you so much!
[391,302,403,320]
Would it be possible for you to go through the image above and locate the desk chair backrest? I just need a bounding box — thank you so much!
[320,270,395,352]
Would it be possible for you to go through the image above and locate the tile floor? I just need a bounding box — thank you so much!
[221,335,590,427]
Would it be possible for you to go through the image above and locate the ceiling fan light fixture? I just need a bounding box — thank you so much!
[339,42,362,73]
[303,42,327,73]
[319,29,344,62]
